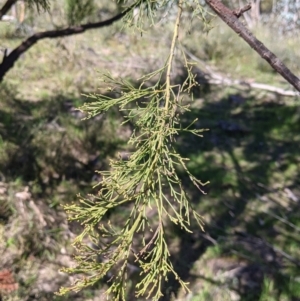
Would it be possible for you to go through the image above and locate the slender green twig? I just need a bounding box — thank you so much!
[165,0,183,110]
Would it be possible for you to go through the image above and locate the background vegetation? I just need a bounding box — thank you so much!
[0,0,299,300]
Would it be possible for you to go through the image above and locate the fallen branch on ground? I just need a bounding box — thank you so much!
[184,48,299,97]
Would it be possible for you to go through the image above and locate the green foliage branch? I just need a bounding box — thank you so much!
[65,0,95,25]
[58,0,210,300]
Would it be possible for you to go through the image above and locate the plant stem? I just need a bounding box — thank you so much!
[165,0,183,111]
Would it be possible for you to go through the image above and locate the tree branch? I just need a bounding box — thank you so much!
[233,3,251,18]
[205,0,300,92]
[0,0,17,20]
[0,7,131,82]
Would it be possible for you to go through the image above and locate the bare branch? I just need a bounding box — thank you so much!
[0,0,18,20]
[0,8,131,82]
[205,0,300,92]
[233,3,252,18]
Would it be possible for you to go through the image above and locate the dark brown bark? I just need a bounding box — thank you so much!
[205,0,300,92]
[0,0,17,19]
[0,8,130,82]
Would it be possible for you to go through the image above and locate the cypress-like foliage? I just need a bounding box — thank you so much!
[58,1,211,300]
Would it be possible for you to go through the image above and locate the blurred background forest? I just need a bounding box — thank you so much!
[0,0,300,300]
